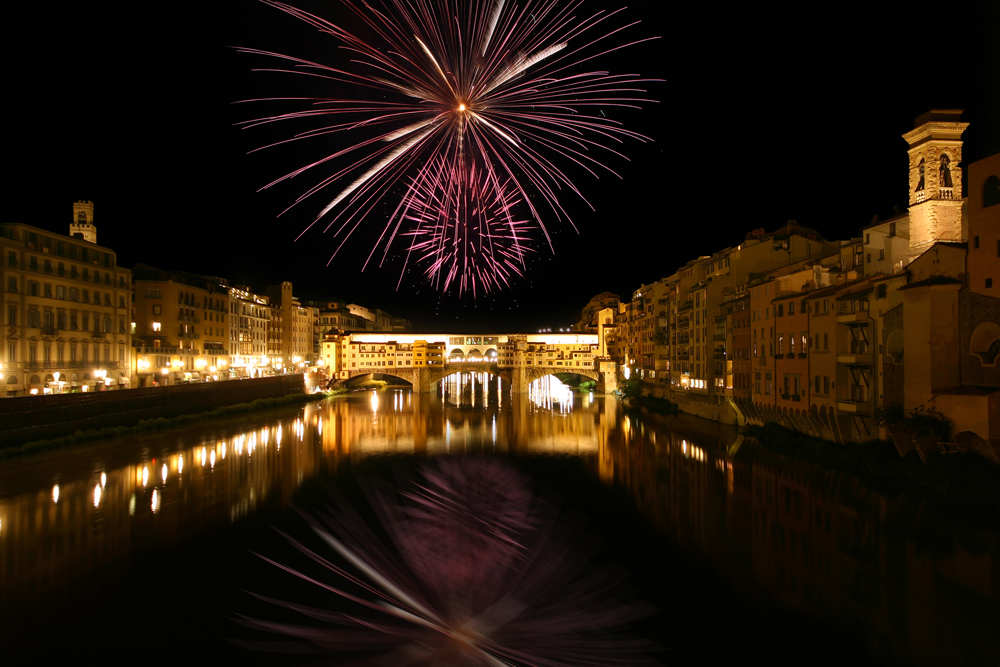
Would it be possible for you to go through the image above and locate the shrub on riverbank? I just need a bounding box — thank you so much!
[0,391,338,460]
[746,422,1000,507]
[354,380,389,390]
[639,395,680,416]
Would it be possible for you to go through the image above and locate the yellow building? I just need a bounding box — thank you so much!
[325,336,446,378]
[266,282,314,369]
[515,340,597,371]
[229,286,270,378]
[131,265,230,386]
[1,202,132,395]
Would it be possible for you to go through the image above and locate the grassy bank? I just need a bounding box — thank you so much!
[0,390,344,460]
[746,422,1000,508]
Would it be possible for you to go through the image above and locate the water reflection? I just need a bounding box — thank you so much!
[0,384,998,663]
[600,410,1000,665]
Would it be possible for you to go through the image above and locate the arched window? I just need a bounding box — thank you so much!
[915,158,925,191]
[984,175,1000,208]
[886,330,904,363]
[6,375,16,384]
[971,322,1000,365]
[986,339,1000,365]
[77,211,87,222]
[939,154,953,188]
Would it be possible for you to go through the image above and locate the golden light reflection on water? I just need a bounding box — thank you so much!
[14,382,1000,664]
[0,383,608,619]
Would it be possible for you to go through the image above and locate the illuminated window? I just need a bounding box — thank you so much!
[152,321,162,332]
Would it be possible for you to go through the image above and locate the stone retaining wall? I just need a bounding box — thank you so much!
[653,389,857,443]
[0,374,306,448]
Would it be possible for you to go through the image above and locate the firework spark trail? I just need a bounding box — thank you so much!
[398,155,534,295]
[238,0,659,295]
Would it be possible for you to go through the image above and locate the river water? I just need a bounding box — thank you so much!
[1,373,998,665]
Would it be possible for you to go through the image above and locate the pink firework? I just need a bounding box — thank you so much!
[237,0,658,294]
[400,156,536,297]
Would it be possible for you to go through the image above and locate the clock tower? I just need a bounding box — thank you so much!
[903,110,968,258]
[69,200,97,244]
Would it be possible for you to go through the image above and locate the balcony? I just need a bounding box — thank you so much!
[837,312,870,324]
[837,350,871,365]
[677,318,690,330]
[836,399,870,415]
[179,314,201,324]
[713,333,726,341]
[178,330,201,340]
[678,301,694,313]
[713,352,726,360]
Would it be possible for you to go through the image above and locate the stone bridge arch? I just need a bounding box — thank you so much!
[334,367,444,393]
[509,366,600,393]
[334,362,607,394]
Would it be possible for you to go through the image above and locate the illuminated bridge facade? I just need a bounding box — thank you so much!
[323,333,617,393]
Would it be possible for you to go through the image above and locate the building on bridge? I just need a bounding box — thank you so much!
[321,332,612,393]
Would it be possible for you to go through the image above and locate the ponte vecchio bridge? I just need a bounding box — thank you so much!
[323,332,617,393]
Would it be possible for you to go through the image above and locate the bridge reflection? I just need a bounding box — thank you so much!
[3,389,1000,663]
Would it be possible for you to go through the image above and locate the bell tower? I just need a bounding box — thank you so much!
[903,110,968,258]
[69,200,97,244]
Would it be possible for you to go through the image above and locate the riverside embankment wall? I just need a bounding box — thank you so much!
[0,374,306,448]
[658,387,853,443]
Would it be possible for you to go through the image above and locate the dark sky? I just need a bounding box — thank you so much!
[3,0,997,332]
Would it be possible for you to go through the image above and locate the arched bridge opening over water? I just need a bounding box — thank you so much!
[325,332,614,393]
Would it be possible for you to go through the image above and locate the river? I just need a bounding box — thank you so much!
[1,373,997,665]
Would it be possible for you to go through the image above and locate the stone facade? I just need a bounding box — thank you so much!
[903,110,969,258]
[880,303,904,410]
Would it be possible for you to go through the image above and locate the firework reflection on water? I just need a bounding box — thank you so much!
[237,456,659,665]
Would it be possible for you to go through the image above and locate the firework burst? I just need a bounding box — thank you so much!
[237,0,658,295]
[401,157,536,296]
[236,457,659,665]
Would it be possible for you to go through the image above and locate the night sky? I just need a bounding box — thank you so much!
[4,0,997,332]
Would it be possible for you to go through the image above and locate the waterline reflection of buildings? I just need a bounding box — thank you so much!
[1,385,608,639]
[0,406,323,637]
[528,375,574,413]
[596,410,1000,665]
